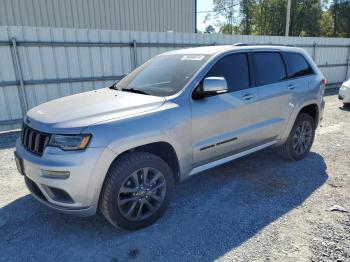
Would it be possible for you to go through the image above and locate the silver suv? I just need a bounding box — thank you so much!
[15,45,326,230]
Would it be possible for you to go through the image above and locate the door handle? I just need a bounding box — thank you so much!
[288,84,297,90]
[242,94,255,100]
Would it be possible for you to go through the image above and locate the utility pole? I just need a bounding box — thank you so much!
[285,0,291,36]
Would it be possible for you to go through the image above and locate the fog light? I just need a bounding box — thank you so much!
[41,170,70,179]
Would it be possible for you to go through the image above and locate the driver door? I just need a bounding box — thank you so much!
[191,52,261,167]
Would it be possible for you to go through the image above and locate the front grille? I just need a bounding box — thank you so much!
[21,124,50,156]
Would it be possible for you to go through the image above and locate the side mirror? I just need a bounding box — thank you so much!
[202,77,228,94]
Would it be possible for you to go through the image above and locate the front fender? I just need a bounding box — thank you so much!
[84,100,193,179]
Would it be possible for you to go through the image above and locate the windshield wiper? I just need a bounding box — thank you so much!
[109,84,150,95]
[121,88,150,95]
[109,83,118,90]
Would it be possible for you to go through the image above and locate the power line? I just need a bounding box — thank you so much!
[196,10,214,13]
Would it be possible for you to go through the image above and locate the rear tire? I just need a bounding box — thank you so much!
[277,113,315,161]
[100,151,175,230]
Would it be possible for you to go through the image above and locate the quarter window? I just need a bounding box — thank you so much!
[253,52,287,86]
[282,52,314,78]
[206,53,250,92]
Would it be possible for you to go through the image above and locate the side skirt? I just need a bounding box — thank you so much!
[189,141,277,176]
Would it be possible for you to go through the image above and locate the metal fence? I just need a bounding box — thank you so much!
[0,26,350,131]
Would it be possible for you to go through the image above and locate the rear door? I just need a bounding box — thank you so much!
[252,51,294,141]
[191,52,262,166]
[281,51,316,106]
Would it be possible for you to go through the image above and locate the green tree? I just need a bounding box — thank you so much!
[213,0,240,34]
[290,0,323,37]
[204,25,216,34]
[240,0,256,34]
[330,1,350,37]
[320,11,334,37]
[254,0,286,36]
[209,0,349,37]
[219,23,240,34]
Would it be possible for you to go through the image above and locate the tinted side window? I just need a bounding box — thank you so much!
[282,52,314,78]
[253,52,286,86]
[206,53,250,92]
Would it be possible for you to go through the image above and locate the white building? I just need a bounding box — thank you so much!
[0,0,196,33]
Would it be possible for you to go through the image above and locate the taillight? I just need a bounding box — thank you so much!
[321,78,327,86]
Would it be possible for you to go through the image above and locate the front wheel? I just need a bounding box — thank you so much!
[277,113,315,161]
[100,152,175,230]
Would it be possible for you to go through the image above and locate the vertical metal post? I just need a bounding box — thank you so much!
[312,43,317,61]
[132,40,138,69]
[346,44,350,80]
[11,37,28,116]
[285,0,292,36]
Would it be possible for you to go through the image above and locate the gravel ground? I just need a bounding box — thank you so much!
[0,91,349,262]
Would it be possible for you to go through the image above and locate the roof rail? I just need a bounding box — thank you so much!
[233,43,295,47]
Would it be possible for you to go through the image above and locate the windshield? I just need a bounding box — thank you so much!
[114,54,210,96]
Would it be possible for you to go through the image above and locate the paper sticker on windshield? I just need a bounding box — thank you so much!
[181,55,205,61]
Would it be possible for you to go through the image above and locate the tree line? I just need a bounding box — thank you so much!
[202,0,350,38]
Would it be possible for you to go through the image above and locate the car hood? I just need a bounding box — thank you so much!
[26,88,165,134]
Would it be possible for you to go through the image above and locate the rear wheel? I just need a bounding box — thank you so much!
[277,113,315,161]
[100,151,175,230]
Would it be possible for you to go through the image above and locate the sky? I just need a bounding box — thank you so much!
[196,0,215,32]
[196,0,237,33]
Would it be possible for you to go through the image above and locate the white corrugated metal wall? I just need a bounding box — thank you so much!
[0,0,196,33]
[0,26,350,131]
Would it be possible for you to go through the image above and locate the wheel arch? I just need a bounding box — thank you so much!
[107,141,181,184]
[279,101,320,144]
[298,103,320,127]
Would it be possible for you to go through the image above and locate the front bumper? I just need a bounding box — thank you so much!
[339,86,350,103]
[15,138,116,216]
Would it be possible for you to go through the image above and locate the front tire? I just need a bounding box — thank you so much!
[277,113,315,161]
[100,151,175,230]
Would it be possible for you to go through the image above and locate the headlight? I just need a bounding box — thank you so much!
[49,134,91,151]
